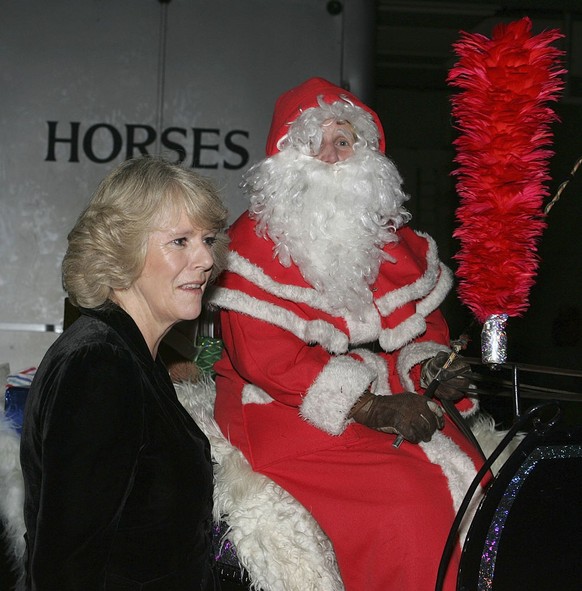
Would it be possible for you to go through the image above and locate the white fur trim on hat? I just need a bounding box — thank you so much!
[280,96,380,156]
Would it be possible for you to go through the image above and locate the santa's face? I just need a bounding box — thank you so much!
[313,120,355,163]
[244,110,411,317]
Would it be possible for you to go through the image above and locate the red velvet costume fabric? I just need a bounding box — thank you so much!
[212,78,485,590]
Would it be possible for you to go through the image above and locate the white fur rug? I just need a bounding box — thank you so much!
[0,380,521,591]
[176,379,344,591]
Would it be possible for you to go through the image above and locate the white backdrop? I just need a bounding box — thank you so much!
[0,0,375,371]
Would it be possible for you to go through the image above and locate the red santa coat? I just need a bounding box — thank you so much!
[211,212,484,591]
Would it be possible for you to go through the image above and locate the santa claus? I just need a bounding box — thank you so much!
[210,77,485,590]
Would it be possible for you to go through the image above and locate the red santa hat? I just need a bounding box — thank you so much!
[265,77,386,156]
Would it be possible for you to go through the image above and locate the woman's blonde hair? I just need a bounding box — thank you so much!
[63,156,229,309]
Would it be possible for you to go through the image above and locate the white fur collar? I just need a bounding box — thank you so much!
[210,231,453,354]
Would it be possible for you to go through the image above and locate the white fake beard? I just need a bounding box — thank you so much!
[245,148,411,318]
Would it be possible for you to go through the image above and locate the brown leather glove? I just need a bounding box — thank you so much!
[421,351,471,402]
[349,391,444,443]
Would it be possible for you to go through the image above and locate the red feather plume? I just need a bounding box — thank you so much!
[448,17,566,324]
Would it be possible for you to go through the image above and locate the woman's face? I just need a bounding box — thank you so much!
[128,209,215,337]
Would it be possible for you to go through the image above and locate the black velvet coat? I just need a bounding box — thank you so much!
[20,305,219,590]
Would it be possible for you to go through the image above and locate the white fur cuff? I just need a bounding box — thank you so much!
[300,356,376,435]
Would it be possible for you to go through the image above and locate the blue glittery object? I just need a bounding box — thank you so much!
[4,386,30,433]
[477,444,582,590]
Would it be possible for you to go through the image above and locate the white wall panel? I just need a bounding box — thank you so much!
[0,0,374,371]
